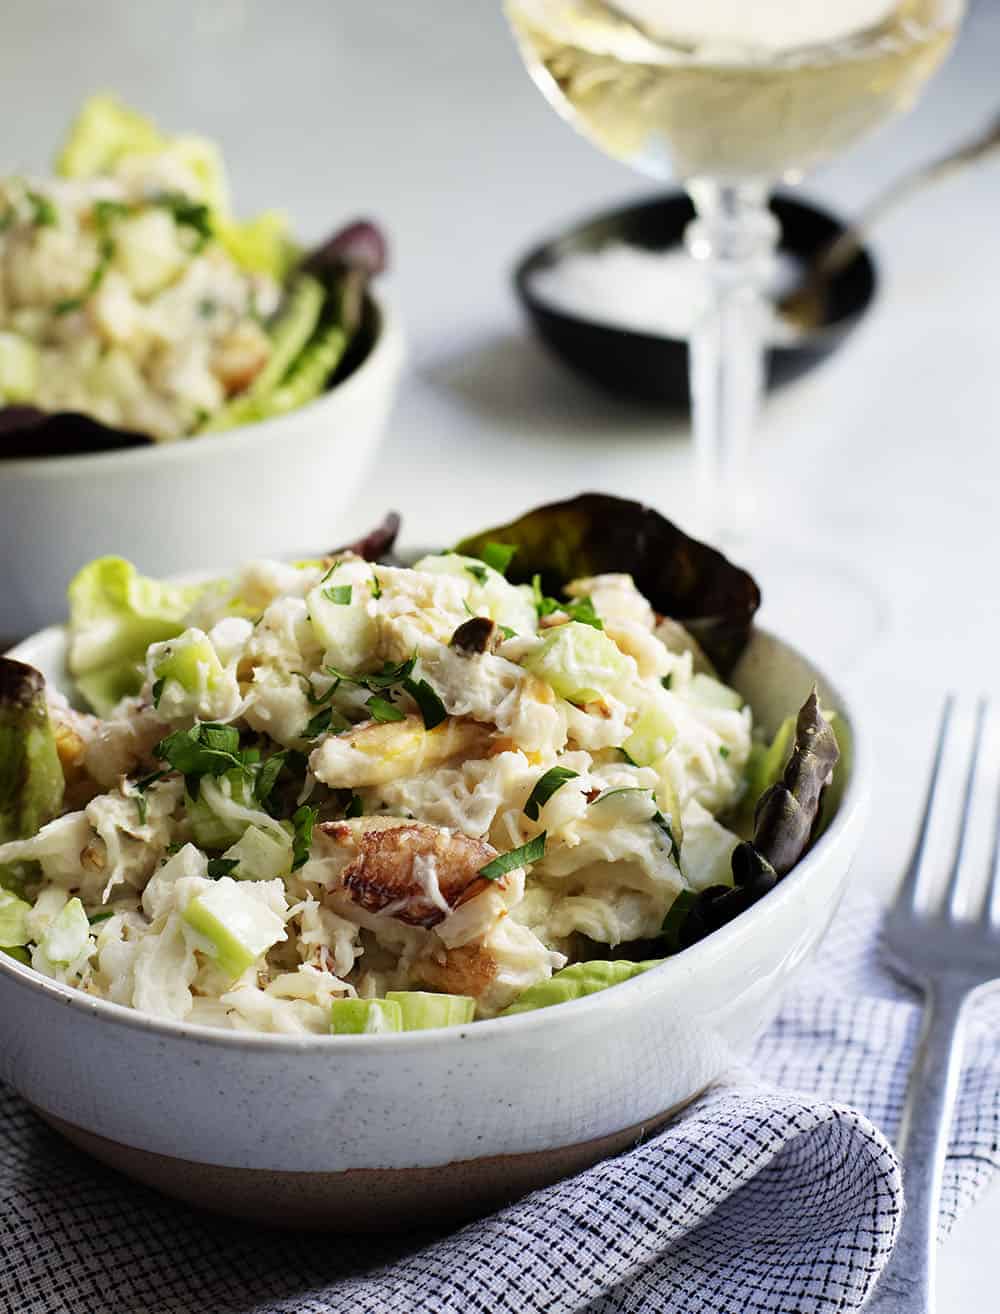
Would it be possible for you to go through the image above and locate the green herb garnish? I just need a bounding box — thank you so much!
[26,191,57,227]
[402,677,447,730]
[253,752,289,807]
[367,694,406,724]
[479,833,547,881]
[88,909,115,925]
[303,706,335,739]
[531,575,603,630]
[151,678,166,708]
[719,745,731,759]
[479,542,517,576]
[523,767,578,821]
[653,810,680,864]
[155,722,248,782]
[322,584,353,605]
[371,571,382,600]
[465,563,488,585]
[291,805,317,870]
[661,674,673,690]
[324,656,417,693]
[498,625,517,640]
[153,192,213,247]
[207,858,240,880]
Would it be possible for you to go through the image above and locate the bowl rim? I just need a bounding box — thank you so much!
[0,620,871,1054]
[513,190,878,348]
[0,292,399,479]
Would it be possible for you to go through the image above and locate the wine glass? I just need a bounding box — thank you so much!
[504,0,964,671]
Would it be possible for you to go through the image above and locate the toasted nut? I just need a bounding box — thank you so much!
[450,616,500,655]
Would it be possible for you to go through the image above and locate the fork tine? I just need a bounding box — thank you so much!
[945,696,988,920]
[895,695,955,912]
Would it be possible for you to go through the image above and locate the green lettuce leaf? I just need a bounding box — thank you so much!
[67,557,205,715]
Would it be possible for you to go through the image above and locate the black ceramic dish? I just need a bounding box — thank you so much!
[513,192,877,408]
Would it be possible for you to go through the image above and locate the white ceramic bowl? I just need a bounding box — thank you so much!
[0,622,869,1229]
[0,295,404,639]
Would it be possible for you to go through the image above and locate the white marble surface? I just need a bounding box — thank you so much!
[3,0,1000,1306]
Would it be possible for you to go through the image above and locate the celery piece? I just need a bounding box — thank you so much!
[687,673,743,712]
[258,323,348,419]
[39,897,90,964]
[501,959,663,1016]
[386,991,476,1031]
[222,825,292,882]
[0,332,39,404]
[252,274,325,397]
[2,946,30,966]
[0,889,31,948]
[623,700,676,768]
[185,770,258,851]
[183,878,285,979]
[151,630,224,700]
[522,621,633,704]
[306,582,375,671]
[330,998,403,1036]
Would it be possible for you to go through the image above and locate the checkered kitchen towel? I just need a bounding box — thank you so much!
[3,897,1000,1314]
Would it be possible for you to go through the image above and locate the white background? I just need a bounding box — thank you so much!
[3,1,1000,1307]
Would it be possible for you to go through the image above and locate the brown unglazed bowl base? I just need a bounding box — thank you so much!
[35,1098,694,1231]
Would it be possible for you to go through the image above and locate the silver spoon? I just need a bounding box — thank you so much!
[780,108,1000,330]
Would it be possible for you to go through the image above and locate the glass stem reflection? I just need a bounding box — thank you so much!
[684,181,779,543]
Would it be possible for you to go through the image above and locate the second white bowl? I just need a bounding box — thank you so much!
[0,294,404,638]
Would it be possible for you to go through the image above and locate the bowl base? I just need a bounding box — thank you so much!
[34,1097,697,1231]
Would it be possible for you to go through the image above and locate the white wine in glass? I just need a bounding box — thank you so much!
[506,0,963,669]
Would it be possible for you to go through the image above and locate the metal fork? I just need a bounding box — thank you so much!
[866,697,1000,1312]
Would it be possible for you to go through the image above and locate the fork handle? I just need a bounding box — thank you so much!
[865,977,972,1313]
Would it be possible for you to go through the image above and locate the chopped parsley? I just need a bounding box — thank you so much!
[88,909,115,925]
[295,671,340,706]
[402,677,447,730]
[207,858,240,880]
[322,584,352,605]
[661,674,673,690]
[465,563,488,585]
[155,722,249,789]
[302,706,336,739]
[253,752,290,807]
[151,678,166,708]
[26,191,57,227]
[531,575,603,630]
[291,805,317,870]
[523,767,578,821]
[370,571,382,600]
[324,656,416,693]
[498,624,517,640]
[93,198,128,227]
[719,745,731,759]
[367,694,406,723]
[345,793,363,819]
[479,833,547,881]
[153,191,213,247]
[479,542,517,576]
[132,769,167,824]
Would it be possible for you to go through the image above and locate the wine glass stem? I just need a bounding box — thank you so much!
[684,181,779,544]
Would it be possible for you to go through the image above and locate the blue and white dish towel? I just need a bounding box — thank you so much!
[3,898,999,1314]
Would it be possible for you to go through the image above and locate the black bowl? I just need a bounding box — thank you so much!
[513,192,877,408]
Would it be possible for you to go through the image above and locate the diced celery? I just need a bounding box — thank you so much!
[151,630,224,699]
[0,889,31,947]
[39,897,90,964]
[623,700,676,767]
[183,877,285,979]
[222,825,292,882]
[687,673,743,711]
[251,274,325,396]
[306,582,376,671]
[745,714,797,805]
[386,991,476,1031]
[3,946,30,965]
[522,622,633,704]
[0,332,39,404]
[185,771,258,851]
[500,959,663,1016]
[260,322,347,417]
[217,210,297,279]
[330,998,403,1035]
